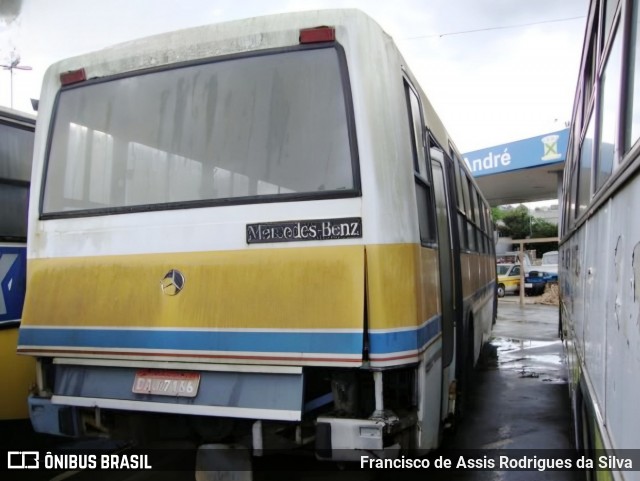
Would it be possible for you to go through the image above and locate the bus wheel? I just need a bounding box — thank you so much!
[576,386,595,481]
[454,319,475,426]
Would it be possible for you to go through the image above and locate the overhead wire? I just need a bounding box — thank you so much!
[406,15,585,40]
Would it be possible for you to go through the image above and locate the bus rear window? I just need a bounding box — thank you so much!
[42,47,356,215]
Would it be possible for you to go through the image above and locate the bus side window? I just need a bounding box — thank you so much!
[464,177,477,252]
[459,165,474,251]
[452,159,468,250]
[476,190,487,253]
[404,79,436,245]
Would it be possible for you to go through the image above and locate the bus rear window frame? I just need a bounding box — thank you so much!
[39,43,361,220]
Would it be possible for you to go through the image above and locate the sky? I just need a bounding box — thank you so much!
[0,0,588,154]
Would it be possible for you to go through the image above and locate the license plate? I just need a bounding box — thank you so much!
[525,283,533,288]
[132,369,200,397]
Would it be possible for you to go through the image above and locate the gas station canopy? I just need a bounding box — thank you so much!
[463,129,568,207]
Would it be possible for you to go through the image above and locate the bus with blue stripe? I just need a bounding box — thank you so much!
[0,106,36,422]
[18,10,496,460]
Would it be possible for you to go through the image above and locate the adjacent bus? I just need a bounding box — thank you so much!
[0,106,36,422]
[18,10,496,461]
[560,0,640,479]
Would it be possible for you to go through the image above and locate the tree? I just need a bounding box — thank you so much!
[529,218,558,256]
[491,207,505,222]
[499,205,558,256]
[501,205,531,239]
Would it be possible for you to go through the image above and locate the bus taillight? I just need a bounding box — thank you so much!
[60,68,87,86]
[299,26,335,44]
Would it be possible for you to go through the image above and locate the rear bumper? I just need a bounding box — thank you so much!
[29,360,305,437]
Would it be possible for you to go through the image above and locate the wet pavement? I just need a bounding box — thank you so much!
[434,299,582,480]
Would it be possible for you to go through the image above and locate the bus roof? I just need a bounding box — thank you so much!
[0,105,36,125]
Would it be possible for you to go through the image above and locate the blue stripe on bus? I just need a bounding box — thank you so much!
[18,318,441,357]
[18,328,363,355]
[369,316,441,354]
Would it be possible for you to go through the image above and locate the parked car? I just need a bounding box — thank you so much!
[524,270,558,296]
[497,263,522,297]
[524,271,547,296]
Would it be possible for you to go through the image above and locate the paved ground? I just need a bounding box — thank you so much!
[429,299,582,481]
[452,301,570,447]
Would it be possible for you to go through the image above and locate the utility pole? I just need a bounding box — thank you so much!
[1,54,32,109]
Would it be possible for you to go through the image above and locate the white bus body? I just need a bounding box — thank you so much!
[18,10,496,460]
[560,1,640,479]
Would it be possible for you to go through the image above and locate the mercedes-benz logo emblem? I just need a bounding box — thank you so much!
[160,269,185,296]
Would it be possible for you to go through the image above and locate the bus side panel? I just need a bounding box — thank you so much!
[365,244,441,368]
[0,241,35,421]
[561,235,581,422]
[476,254,495,352]
[569,228,587,373]
[459,251,494,364]
[582,201,609,423]
[604,190,640,450]
[0,327,35,420]
[460,253,474,301]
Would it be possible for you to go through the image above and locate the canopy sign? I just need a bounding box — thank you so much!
[463,129,569,178]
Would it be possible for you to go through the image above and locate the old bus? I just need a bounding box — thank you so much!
[18,10,496,461]
[560,0,640,480]
[0,106,36,423]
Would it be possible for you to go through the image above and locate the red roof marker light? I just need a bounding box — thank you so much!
[60,68,87,86]
[300,26,336,44]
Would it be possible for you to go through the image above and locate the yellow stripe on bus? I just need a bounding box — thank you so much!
[22,246,365,330]
[22,244,452,333]
[0,327,35,420]
[366,244,440,330]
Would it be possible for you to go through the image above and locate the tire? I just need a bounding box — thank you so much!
[497,284,505,298]
[450,315,475,432]
[577,387,596,481]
